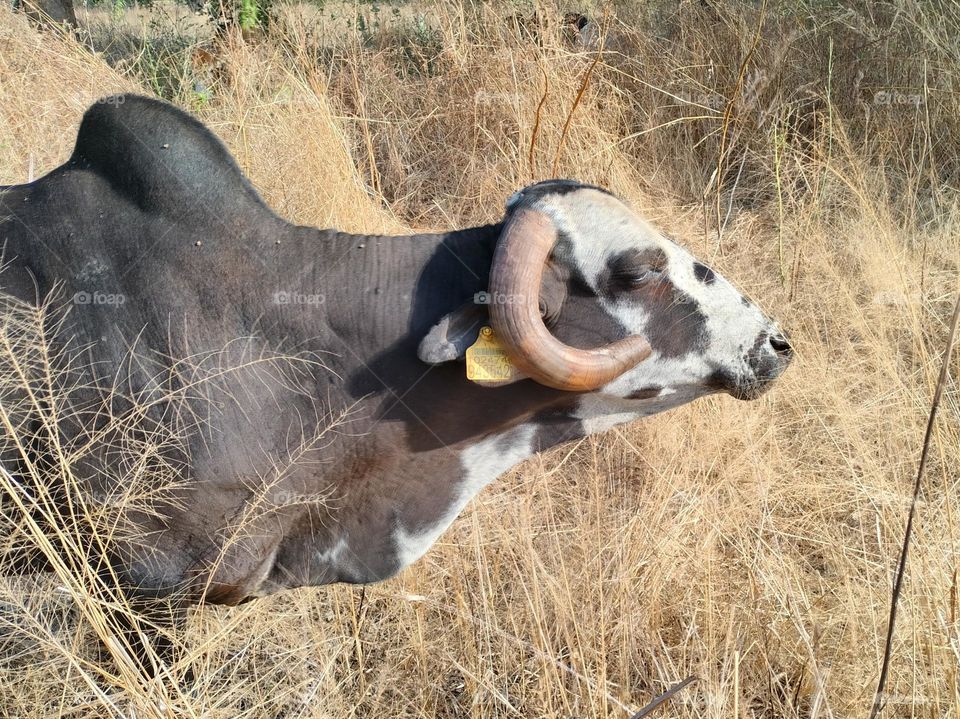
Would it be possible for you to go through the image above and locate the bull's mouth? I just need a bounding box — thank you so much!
[728,376,782,401]
[707,359,791,401]
[714,330,794,400]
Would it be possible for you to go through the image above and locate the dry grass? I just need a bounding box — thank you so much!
[1,1,959,716]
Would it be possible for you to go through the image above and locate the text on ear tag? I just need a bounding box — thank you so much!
[465,327,523,386]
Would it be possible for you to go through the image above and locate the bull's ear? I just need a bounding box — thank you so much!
[417,300,488,364]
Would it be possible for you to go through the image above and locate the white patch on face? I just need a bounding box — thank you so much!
[575,387,699,434]
[576,394,642,434]
[535,189,779,402]
[393,424,536,570]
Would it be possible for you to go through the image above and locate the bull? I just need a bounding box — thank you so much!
[0,95,792,671]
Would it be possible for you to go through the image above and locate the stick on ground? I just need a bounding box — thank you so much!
[869,291,960,719]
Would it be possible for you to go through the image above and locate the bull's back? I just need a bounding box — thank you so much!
[71,94,276,222]
[0,93,287,346]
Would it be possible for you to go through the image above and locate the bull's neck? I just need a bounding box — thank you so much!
[317,222,501,349]
[310,221,579,450]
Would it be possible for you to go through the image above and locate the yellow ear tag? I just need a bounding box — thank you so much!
[466,326,524,386]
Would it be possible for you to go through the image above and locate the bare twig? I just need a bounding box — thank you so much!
[869,291,960,719]
[528,65,549,177]
[552,21,605,177]
[629,675,698,718]
[714,0,767,254]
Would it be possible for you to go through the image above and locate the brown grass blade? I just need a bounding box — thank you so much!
[629,675,698,718]
[869,291,960,719]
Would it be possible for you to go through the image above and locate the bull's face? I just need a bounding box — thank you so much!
[488,180,792,407]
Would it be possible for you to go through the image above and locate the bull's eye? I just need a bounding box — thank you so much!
[613,267,661,292]
[606,248,669,295]
[627,269,660,286]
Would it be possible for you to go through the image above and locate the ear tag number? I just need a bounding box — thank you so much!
[466,327,523,386]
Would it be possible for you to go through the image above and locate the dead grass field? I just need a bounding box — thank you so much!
[1,1,959,717]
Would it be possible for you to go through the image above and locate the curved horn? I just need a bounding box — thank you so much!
[488,207,651,391]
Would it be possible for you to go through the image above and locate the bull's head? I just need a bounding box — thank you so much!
[423,180,792,407]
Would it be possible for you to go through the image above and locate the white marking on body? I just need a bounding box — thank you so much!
[76,257,109,280]
[252,537,351,597]
[394,424,536,569]
[316,536,349,568]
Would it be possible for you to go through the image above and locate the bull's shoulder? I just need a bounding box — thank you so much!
[69,94,277,223]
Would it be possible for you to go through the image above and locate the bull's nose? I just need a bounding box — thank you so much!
[733,329,793,400]
[768,332,793,359]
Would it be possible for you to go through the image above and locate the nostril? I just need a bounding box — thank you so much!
[769,333,792,357]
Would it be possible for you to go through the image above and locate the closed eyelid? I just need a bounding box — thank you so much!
[625,267,661,283]
[612,249,667,275]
